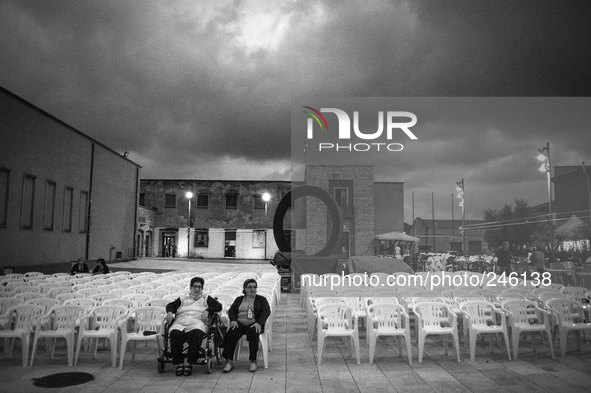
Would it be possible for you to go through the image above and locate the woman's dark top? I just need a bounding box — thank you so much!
[227,295,271,333]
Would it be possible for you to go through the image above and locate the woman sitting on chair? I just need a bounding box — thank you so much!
[165,276,222,376]
[222,279,271,373]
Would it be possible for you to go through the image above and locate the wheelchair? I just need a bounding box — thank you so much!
[156,312,225,374]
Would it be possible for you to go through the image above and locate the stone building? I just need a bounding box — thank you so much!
[0,86,140,269]
[140,180,290,259]
[303,165,404,257]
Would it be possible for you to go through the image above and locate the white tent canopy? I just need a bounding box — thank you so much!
[555,214,588,239]
[375,231,420,243]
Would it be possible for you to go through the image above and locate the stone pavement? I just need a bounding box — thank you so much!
[2,259,591,392]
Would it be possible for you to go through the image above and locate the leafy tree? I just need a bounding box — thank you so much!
[483,199,538,250]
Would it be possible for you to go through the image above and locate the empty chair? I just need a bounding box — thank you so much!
[121,294,152,308]
[545,298,591,357]
[366,303,412,364]
[55,292,85,304]
[90,293,120,305]
[75,305,128,367]
[118,306,166,369]
[501,299,554,360]
[103,298,135,309]
[414,302,460,363]
[26,298,60,314]
[129,285,152,294]
[63,298,97,309]
[11,286,41,295]
[0,304,44,366]
[459,300,511,361]
[47,287,73,299]
[24,272,44,278]
[30,305,86,366]
[308,297,347,338]
[109,288,135,297]
[144,298,168,308]
[316,303,360,365]
[14,292,45,303]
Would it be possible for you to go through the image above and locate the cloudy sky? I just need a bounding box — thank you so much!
[1,0,590,223]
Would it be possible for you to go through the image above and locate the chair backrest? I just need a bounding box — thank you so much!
[14,292,45,302]
[90,293,120,304]
[26,297,60,313]
[537,291,567,302]
[145,289,169,299]
[459,300,497,326]
[6,304,45,330]
[335,287,368,297]
[45,305,86,331]
[103,298,135,309]
[500,299,538,325]
[129,285,152,294]
[413,302,454,328]
[0,297,25,314]
[367,303,407,329]
[545,298,584,324]
[126,306,167,333]
[365,297,399,309]
[109,289,136,297]
[25,272,44,278]
[55,292,85,304]
[11,285,41,295]
[88,305,128,330]
[368,272,391,286]
[559,286,589,302]
[122,294,152,307]
[469,289,497,303]
[47,287,73,298]
[315,297,347,309]
[316,303,355,331]
[63,298,97,309]
[144,299,169,308]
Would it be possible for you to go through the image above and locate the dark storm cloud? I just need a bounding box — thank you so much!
[1,0,590,217]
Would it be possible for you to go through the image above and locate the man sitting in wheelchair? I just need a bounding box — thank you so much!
[165,276,222,376]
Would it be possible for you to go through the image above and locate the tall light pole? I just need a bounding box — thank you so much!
[456,179,465,254]
[262,192,271,260]
[185,191,193,258]
[537,143,553,249]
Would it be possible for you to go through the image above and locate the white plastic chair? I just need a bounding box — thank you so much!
[459,300,511,361]
[366,303,412,364]
[316,303,360,365]
[118,306,166,369]
[0,304,44,366]
[414,302,460,363]
[501,299,554,360]
[232,319,271,368]
[545,298,591,357]
[75,305,128,367]
[14,292,45,303]
[30,305,86,366]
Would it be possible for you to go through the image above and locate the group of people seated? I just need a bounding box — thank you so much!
[70,258,110,275]
[165,276,271,376]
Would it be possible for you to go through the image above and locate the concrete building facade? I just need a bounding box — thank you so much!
[140,180,290,259]
[0,87,140,269]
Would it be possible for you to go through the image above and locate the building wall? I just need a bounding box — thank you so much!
[553,167,591,226]
[140,180,289,259]
[374,182,404,234]
[0,87,139,268]
[305,165,376,256]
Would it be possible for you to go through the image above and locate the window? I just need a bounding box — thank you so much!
[225,194,238,209]
[334,187,348,207]
[79,191,89,233]
[43,181,56,230]
[139,193,145,206]
[63,186,73,232]
[196,194,208,208]
[252,229,266,248]
[164,194,176,208]
[21,174,36,229]
[194,229,209,247]
[254,194,265,209]
[0,167,9,226]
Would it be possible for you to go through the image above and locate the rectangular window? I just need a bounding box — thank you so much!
[79,191,89,233]
[196,194,208,208]
[252,229,266,248]
[334,187,348,207]
[43,181,56,230]
[21,174,36,229]
[0,167,9,226]
[164,194,176,208]
[225,194,238,209]
[194,229,209,247]
[139,193,145,206]
[254,194,265,209]
[63,186,73,232]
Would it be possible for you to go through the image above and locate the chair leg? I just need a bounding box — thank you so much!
[559,329,568,357]
[30,335,40,367]
[109,334,117,367]
[259,334,269,369]
[22,334,30,367]
[405,333,413,364]
[418,332,425,363]
[368,333,375,364]
[66,335,74,367]
[503,331,511,360]
[453,332,461,363]
[353,333,360,364]
[119,338,127,370]
[74,336,83,365]
[317,333,325,365]
[512,329,520,360]
[470,331,477,361]
[546,328,555,359]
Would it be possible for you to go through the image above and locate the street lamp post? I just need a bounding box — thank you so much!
[262,192,271,260]
[456,179,465,255]
[537,143,553,249]
[186,191,193,258]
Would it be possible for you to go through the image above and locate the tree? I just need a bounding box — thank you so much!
[483,199,537,250]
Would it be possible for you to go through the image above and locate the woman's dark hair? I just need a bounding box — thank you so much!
[242,278,257,294]
[97,258,106,266]
[190,276,204,287]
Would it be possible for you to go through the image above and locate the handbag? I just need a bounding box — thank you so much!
[212,314,227,347]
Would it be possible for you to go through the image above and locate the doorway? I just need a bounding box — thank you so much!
[161,233,177,257]
[224,229,236,258]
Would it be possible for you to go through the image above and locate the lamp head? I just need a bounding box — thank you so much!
[186,191,193,199]
[262,192,271,202]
